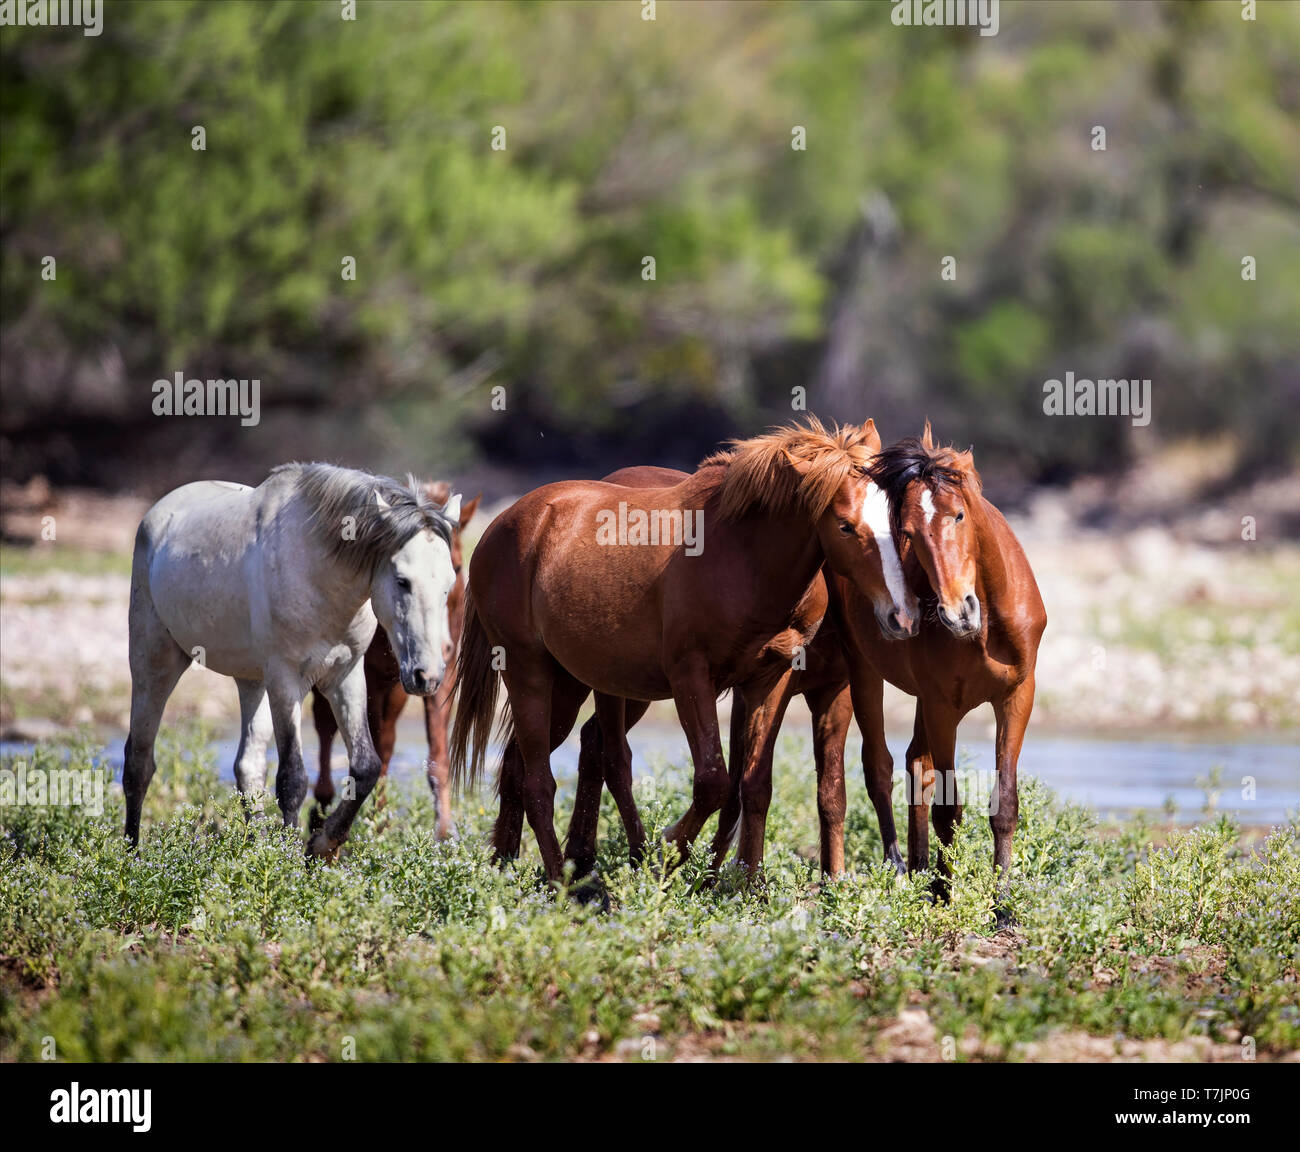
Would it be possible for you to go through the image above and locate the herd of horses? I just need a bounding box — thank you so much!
[123,417,1045,916]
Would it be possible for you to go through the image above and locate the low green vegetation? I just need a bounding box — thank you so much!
[2,728,1296,1061]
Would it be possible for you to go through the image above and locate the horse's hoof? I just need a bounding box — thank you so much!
[308,804,327,834]
[993,908,1018,932]
[572,875,611,911]
[305,830,340,863]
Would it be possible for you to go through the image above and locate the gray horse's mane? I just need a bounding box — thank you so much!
[272,462,454,577]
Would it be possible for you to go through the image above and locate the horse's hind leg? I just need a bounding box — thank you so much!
[565,694,648,876]
[500,656,571,882]
[264,667,311,833]
[494,672,587,866]
[123,591,190,846]
[606,699,649,865]
[233,678,273,802]
[310,687,339,809]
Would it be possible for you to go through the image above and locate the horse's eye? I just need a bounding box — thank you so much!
[955,511,964,523]
[396,575,412,592]
[839,521,854,535]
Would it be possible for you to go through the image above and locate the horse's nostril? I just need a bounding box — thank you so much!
[411,667,428,692]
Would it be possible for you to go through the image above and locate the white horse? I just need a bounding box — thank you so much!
[124,463,461,857]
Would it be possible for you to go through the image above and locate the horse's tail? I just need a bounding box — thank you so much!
[449,590,507,794]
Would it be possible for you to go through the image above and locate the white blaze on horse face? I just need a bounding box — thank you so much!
[920,486,936,528]
[860,480,912,627]
[374,530,456,695]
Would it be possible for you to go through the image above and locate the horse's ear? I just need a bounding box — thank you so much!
[861,418,882,452]
[459,493,482,529]
[443,493,462,523]
[373,490,391,511]
[921,419,935,449]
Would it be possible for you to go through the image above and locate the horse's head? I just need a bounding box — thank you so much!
[369,489,462,696]
[423,484,481,664]
[707,416,918,639]
[808,421,918,641]
[870,423,982,639]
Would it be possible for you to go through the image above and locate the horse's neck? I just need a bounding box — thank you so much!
[284,494,375,624]
[681,466,826,607]
[972,496,1012,618]
[727,506,826,610]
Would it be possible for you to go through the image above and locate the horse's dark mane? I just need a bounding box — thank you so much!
[867,426,981,538]
[274,462,455,577]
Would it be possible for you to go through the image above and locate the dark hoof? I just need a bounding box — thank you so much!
[308,804,327,834]
[994,908,1018,932]
[572,876,611,911]
[928,876,952,904]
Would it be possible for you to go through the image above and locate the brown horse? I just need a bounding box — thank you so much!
[731,425,1046,918]
[311,484,479,838]
[560,466,872,880]
[449,419,918,882]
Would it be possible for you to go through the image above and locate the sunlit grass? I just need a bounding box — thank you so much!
[2,726,1296,1061]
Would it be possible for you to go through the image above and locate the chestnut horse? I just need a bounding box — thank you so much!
[731,425,1046,919]
[310,485,480,838]
[449,419,917,882]
[560,464,896,880]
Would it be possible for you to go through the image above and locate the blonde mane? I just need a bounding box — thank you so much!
[702,417,876,522]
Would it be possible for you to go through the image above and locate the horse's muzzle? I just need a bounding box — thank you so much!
[404,666,443,696]
[877,604,919,641]
[938,595,981,637]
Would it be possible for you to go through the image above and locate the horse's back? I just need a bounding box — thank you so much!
[134,480,267,675]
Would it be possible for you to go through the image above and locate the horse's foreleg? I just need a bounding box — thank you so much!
[849,667,903,873]
[424,678,453,839]
[708,694,748,871]
[308,662,379,856]
[991,674,1034,926]
[734,672,795,877]
[663,657,729,863]
[374,679,406,775]
[233,679,273,802]
[808,682,852,877]
[123,624,190,847]
[904,703,934,875]
[923,702,961,901]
